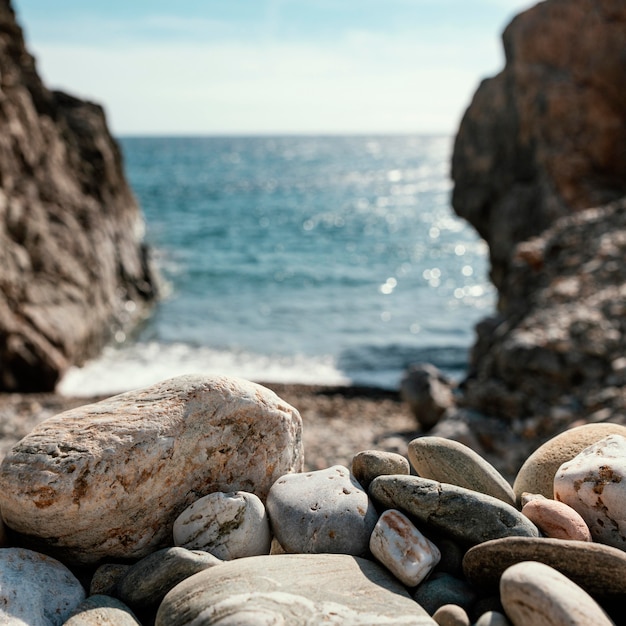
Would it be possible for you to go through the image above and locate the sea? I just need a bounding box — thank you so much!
[58,135,495,397]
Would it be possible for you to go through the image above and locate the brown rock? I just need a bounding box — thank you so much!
[463,536,626,599]
[400,364,455,429]
[0,0,158,392]
[0,375,303,564]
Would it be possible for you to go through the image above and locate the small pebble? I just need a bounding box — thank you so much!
[90,563,131,596]
[369,509,440,587]
[413,572,477,616]
[173,490,271,559]
[475,611,511,626]
[521,498,591,541]
[500,561,614,626]
[351,449,410,489]
[432,604,470,626]
[63,595,141,626]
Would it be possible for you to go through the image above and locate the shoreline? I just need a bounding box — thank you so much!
[0,381,418,471]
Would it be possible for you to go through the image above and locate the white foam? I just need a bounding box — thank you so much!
[57,341,351,397]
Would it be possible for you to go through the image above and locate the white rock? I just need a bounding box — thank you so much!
[0,375,303,564]
[500,561,614,626]
[173,491,271,560]
[369,509,440,587]
[554,434,626,549]
[0,547,86,625]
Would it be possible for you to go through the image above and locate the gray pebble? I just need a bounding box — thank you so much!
[351,450,410,489]
[413,572,477,616]
[89,563,131,596]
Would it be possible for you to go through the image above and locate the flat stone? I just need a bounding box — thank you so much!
[369,509,440,587]
[369,475,538,546]
[63,595,141,626]
[116,547,222,611]
[173,491,271,559]
[513,423,626,504]
[155,553,436,625]
[500,561,614,626]
[521,498,591,541]
[351,449,410,490]
[554,434,626,549]
[463,536,626,599]
[0,547,86,625]
[408,436,515,506]
[266,465,378,556]
[0,375,303,564]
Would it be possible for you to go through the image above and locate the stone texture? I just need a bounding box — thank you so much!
[400,364,455,429]
[432,604,470,626]
[155,553,436,625]
[475,612,511,626]
[521,497,591,541]
[369,475,538,547]
[500,561,614,626]
[513,423,626,504]
[412,573,477,617]
[116,547,221,611]
[173,491,271,560]
[63,595,141,626]
[408,436,515,506]
[351,449,410,490]
[89,563,131,596]
[554,434,626,549]
[0,0,158,392]
[0,375,303,564]
[0,547,86,625]
[369,509,440,587]
[463,536,626,599]
[266,465,378,556]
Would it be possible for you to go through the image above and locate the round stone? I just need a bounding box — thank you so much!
[266,465,378,556]
[513,423,626,505]
[173,491,271,560]
[521,497,591,541]
[431,604,470,626]
[500,561,614,626]
[351,450,410,490]
[64,595,141,626]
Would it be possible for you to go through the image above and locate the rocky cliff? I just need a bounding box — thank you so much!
[449,0,626,429]
[0,0,158,391]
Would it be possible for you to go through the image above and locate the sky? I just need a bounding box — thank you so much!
[12,0,536,136]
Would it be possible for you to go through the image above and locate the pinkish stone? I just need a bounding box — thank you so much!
[521,498,591,542]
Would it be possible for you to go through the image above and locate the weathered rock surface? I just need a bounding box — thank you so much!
[0,547,86,625]
[499,561,614,626]
[0,375,303,564]
[266,465,378,556]
[463,536,626,599]
[0,0,158,392]
[155,553,436,625]
[369,475,538,547]
[554,434,626,549]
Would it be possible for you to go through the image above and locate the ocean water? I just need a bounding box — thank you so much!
[58,135,495,397]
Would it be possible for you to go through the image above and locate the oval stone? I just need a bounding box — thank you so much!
[369,475,538,546]
[554,434,626,549]
[116,547,222,611]
[500,561,614,626]
[408,436,515,506]
[0,547,86,625]
[513,423,626,504]
[463,536,626,599]
[266,465,379,556]
[173,491,271,559]
[521,498,591,541]
[155,553,436,625]
[351,449,410,490]
[0,375,303,564]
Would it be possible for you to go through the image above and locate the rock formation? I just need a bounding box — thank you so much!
[450,0,626,428]
[0,0,157,391]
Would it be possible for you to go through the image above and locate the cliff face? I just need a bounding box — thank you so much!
[451,0,626,424]
[452,0,626,298]
[0,1,157,391]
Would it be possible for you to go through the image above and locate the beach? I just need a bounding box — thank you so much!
[0,382,418,472]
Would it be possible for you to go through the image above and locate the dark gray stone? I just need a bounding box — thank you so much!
[412,572,477,616]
